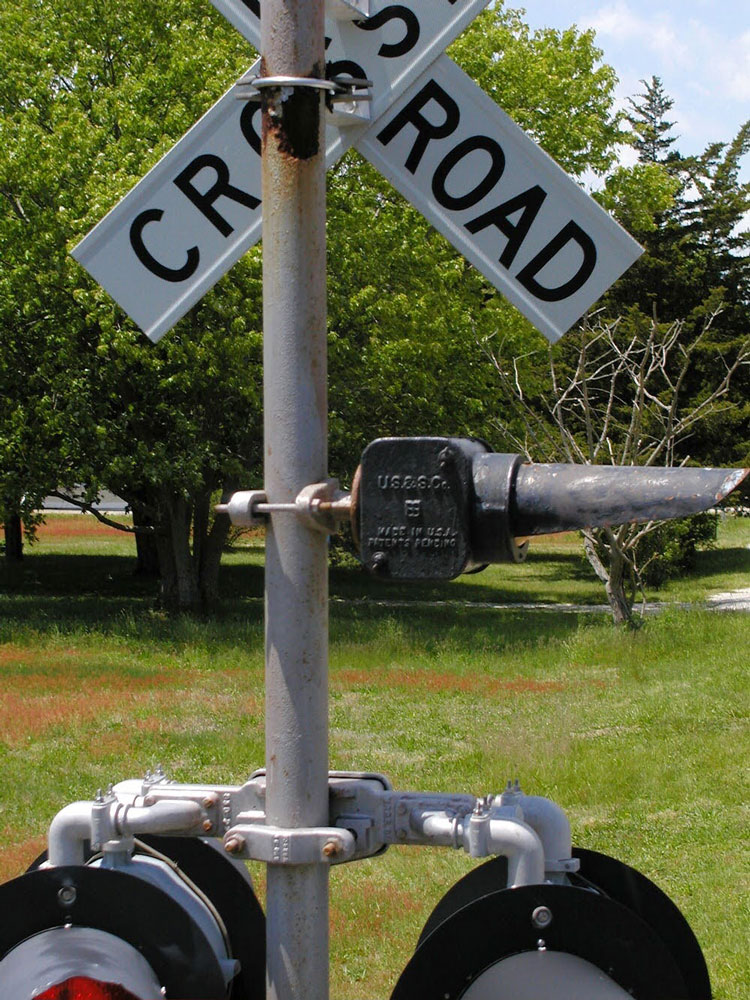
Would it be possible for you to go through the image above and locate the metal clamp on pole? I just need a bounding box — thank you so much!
[223,824,356,865]
[328,77,373,101]
[234,71,372,124]
[235,74,337,103]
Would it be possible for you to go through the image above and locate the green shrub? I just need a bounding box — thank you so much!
[636,512,718,587]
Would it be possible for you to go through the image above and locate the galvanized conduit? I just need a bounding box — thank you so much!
[412,793,573,886]
[417,813,545,887]
[47,800,204,867]
[511,794,573,870]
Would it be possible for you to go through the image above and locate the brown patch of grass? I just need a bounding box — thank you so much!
[32,516,133,540]
[0,688,171,744]
[0,666,180,692]
[0,645,118,669]
[86,726,140,760]
[0,836,47,882]
[0,662,265,746]
[0,669,193,745]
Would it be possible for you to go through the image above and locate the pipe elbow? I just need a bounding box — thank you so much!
[487,818,545,887]
[48,802,94,867]
[518,795,573,869]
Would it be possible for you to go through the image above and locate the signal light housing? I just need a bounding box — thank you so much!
[392,848,712,999]
[0,836,265,1000]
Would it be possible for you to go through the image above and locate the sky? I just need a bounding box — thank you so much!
[519,0,750,181]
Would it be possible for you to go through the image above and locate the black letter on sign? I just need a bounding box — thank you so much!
[241,0,260,18]
[432,136,505,211]
[327,57,367,86]
[467,185,547,269]
[516,221,597,301]
[240,100,262,156]
[130,209,200,282]
[377,80,460,174]
[173,154,261,237]
[354,6,420,58]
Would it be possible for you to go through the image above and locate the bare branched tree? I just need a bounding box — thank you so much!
[483,310,749,624]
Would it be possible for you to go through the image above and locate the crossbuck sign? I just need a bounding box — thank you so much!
[72,0,642,344]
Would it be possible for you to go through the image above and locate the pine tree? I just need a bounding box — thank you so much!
[626,76,678,163]
[604,77,749,464]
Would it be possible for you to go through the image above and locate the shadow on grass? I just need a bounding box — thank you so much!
[1,554,153,596]
[326,549,594,605]
[0,551,596,652]
[691,545,750,577]
[1,543,595,609]
[327,600,588,655]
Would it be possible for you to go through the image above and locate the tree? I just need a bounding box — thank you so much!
[1,0,629,602]
[327,5,627,475]
[625,76,678,164]
[483,311,749,625]
[0,0,264,607]
[601,77,750,466]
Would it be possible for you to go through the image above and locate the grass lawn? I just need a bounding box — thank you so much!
[0,513,748,998]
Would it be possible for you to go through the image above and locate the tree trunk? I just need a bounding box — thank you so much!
[155,528,178,609]
[4,513,23,562]
[583,529,635,626]
[198,506,232,609]
[132,505,160,576]
[144,488,231,614]
[169,495,201,612]
[604,547,634,626]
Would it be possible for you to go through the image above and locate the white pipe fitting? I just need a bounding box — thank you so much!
[115,800,203,837]
[416,812,545,887]
[48,802,96,867]
[420,812,461,847]
[516,795,574,870]
[486,818,545,887]
[110,779,143,804]
[47,798,205,868]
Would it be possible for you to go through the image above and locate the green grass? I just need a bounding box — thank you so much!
[0,514,748,997]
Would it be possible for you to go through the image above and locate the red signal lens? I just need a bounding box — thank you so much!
[35,977,143,1000]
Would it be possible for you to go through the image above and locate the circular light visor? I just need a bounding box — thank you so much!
[0,926,162,1000]
[36,976,145,1000]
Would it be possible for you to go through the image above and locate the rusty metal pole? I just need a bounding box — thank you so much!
[260,1,329,999]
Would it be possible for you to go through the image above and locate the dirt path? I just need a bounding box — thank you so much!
[705,588,750,611]
[333,592,750,614]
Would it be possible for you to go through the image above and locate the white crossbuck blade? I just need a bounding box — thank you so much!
[72,0,642,344]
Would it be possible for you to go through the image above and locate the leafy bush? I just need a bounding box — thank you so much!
[636,512,718,587]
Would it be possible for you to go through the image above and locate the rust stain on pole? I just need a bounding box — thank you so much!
[261,60,324,161]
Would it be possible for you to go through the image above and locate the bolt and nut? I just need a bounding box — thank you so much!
[531,905,553,929]
[57,886,77,907]
[224,835,246,856]
[438,446,456,469]
[370,551,388,574]
[322,841,340,859]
